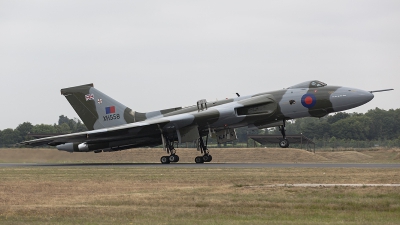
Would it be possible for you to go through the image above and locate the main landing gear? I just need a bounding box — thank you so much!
[195,135,212,163]
[159,133,213,164]
[279,120,290,148]
[160,137,180,164]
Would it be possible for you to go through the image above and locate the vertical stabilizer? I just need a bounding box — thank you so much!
[61,84,136,130]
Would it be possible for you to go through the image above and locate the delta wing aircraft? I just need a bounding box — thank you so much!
[21,81,392,163]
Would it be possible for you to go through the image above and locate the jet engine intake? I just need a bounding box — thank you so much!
[236,94,277,116]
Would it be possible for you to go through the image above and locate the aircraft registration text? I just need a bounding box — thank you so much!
[103,114,120,121]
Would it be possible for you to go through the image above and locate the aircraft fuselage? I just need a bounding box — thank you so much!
[150,84,374,135]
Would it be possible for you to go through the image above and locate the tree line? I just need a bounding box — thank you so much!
[279,107,399,140]
[0,115,87,147]
[236,107,400,148]
[1,108,399,148]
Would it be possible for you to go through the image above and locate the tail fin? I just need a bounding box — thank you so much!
[61,84,139,130]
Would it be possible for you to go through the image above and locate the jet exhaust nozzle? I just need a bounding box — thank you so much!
[56,142,110,152]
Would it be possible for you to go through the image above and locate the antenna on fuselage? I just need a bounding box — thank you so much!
[236,93,240,97]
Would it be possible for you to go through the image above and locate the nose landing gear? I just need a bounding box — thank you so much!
[279,120,290,148]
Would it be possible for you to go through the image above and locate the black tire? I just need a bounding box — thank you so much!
[203,154,212,162]
[169,154,179,162]
[279,139,289,148]
[195,156,204,163]
[160,156,170,164]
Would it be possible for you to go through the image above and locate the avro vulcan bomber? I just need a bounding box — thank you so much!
[21,80,392,163]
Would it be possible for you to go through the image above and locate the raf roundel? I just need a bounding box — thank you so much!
[301,93,317,108]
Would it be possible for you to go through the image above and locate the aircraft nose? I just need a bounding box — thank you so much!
[364,90,374,102]
[348,89,374,103]
[357,89,374,103]
[330,87,374,112]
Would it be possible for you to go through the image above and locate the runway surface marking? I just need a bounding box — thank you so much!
[248,184,400,188]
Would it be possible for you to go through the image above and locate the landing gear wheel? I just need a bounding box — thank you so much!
[169,154,180,163]
[160,156,170,164]
[195,156,204,163]
[203,154,212,162]
[279,139,289,148]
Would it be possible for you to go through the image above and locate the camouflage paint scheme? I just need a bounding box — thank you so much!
[21,80,375,159]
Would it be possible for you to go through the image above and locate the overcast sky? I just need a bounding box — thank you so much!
[0,0,399,130]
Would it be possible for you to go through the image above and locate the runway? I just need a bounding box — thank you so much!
[1,163,399,168]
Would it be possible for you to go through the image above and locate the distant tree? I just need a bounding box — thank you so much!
[0,129,20,147]
[285,119,301,135]
[74,119,88,132]
[54,123,71,134]
[58,115,70,126]
[327,112,350,124]
[15,122,33,141]
[32,124,57,134]
[282,117,330,139]
[58,115,87,132]
[365,108,400,140]
[331,115,372,140]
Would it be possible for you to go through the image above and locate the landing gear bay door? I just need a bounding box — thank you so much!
[177,125,200,143]
[216,128,237,144]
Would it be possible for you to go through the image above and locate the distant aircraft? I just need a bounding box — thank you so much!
[20,81,393,163]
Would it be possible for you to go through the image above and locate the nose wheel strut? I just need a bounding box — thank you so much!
[279,120,290,148]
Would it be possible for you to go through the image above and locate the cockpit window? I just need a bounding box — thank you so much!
[288,80,327,89]
[310,81,327,87]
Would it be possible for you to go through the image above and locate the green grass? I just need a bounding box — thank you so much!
[0,168,399,224]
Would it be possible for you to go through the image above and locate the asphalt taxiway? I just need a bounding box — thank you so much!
[0,163,399,168]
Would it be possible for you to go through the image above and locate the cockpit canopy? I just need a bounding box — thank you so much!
[288,80,327,89]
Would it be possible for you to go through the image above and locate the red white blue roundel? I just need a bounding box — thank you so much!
[301,94,317,108]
